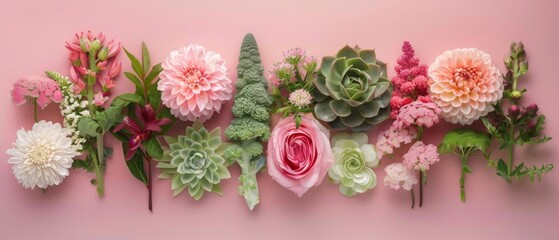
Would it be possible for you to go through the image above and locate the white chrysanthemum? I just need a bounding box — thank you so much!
[7,121,79,189]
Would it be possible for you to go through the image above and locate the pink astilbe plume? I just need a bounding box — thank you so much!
[11,75,63,108]
[390,41,430,119]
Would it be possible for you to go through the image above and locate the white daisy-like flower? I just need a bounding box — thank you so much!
[7,121,79,189]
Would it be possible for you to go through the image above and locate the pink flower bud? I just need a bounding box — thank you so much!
[93,92,109,107]
[526,103,539,115]
[508,105,520,117]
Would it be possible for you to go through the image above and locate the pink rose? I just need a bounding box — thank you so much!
[267,114,334,197]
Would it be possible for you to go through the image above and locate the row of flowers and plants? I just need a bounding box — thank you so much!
[7,32,553,211]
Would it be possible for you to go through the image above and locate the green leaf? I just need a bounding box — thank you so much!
[141,42,151,76]
[145,63,163,91]
[253,155,266,173]
[125,144,148,185]
[145,137,164,159]
[77,118,100,137]
[148,82,162,110]
[496,159,510,181]
[111,93,143,108]
[124,72,144,93]
[124,47,145,79]
[96,106,124,133]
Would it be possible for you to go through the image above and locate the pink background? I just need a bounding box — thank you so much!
[1,0,558,239]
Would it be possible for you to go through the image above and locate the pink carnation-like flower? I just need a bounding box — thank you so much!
[384,163,418,191]
[402,141,440,171]
[267,113,334,197]
[393,100,441,129]
[158,44,233,122]
[376,125,417,159]
[11,76,63,108]
[428,48,504,125]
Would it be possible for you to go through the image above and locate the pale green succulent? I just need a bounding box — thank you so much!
[156,121,230,200]
[328,132,379,197]
[313,45,392,131]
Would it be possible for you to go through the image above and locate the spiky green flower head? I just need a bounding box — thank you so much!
[156,121,230,200]
[313,45,392,131]
[328,132,380,197]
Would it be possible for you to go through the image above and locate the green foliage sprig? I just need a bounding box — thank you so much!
[482,42,553,183]
[439,129,490,202]
[111,43,174,211]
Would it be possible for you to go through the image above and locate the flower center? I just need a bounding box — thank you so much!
[189,152,206,170]
[182,67,203,89]
[26,140,54,166]
[453,67,481,90]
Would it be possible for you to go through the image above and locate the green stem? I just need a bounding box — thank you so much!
[88,146,103,197]
[460,155,468,202]
[147,156,153,212]
[410,187,415,209]
[416,126,424,141]
[419,171,424,207]
[33,100,38,123]
[95,136,105,197]
[508,122,516,175]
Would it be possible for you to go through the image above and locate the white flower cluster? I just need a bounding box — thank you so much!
[47,72,89,152]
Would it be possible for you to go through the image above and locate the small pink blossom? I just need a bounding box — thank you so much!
[11,76,63,108]
[376,126,417,159]
[393,100,441,129]
[270,62,294,85]
[283,48,307,65]
[384,163,418,191]
[288,89,312,108]
[93,92,109,107]
[402,141,440,171]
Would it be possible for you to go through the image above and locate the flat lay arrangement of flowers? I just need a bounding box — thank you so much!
[6,30,555,212]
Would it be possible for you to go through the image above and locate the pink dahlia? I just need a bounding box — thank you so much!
[158,44,233,122]
[11,75,63,108]
[402,141,439,171]
[428,48,503,125]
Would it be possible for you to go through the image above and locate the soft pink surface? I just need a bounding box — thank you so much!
[1,0,557,239]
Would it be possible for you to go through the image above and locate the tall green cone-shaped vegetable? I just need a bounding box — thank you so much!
[313,45,392,131]
[224,33,272,210]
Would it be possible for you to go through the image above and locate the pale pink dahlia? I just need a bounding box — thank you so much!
[158,44,233,122]
[428,48,503,125]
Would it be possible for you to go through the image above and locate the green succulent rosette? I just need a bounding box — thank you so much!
[328,132,380,197]
[156,121,230,200]
[313,45,392,131]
